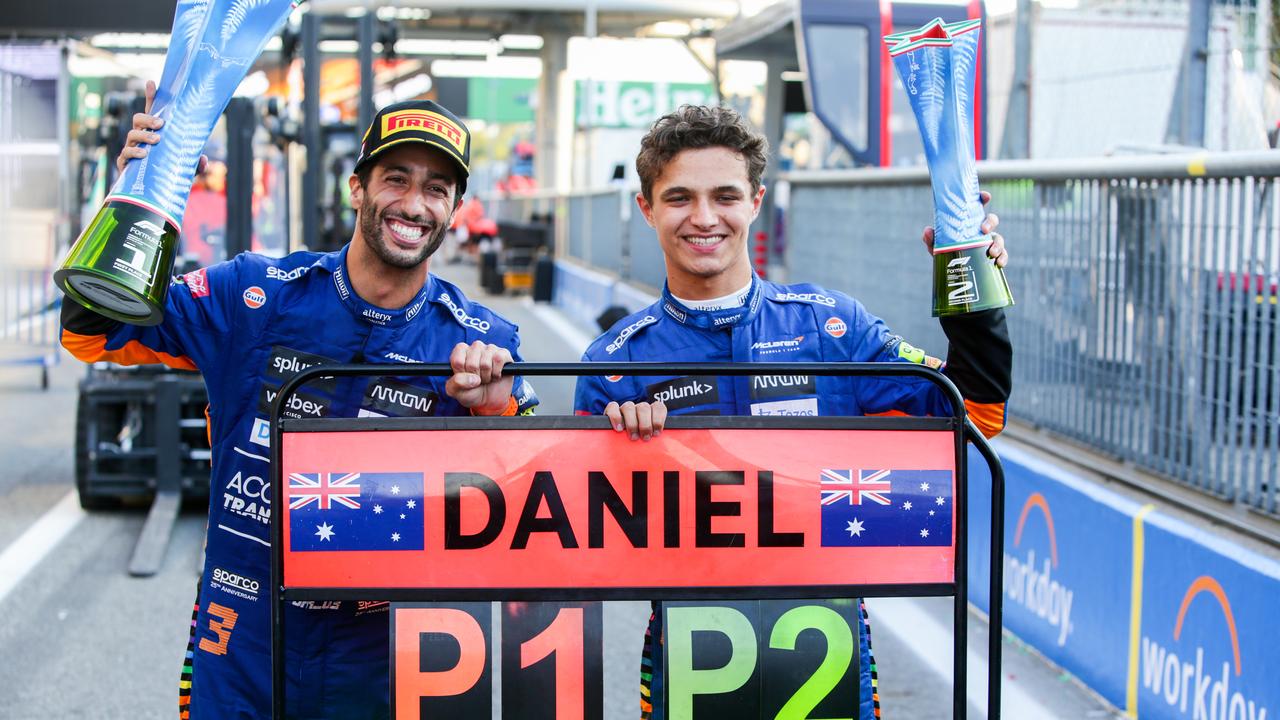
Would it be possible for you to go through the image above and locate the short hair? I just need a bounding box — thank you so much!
[635,105,769,203]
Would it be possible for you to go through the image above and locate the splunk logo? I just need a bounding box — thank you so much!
[1140,576,1270,720]
[1003,492,1074,646]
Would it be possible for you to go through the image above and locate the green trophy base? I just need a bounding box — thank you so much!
[932,244,1014,317]
[55,198,179,326]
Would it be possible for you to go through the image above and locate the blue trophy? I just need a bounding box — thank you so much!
[885,18,1013,316]
[56,0,296,325]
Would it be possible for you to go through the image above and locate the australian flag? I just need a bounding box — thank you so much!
[289,472,425,551]
[819,469,952,547]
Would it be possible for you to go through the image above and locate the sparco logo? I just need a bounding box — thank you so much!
[212,567,260,595]
[606,316,657,354]
[266,266,306,282]
[242,286,266,309]
[751,335,804,352]
[438,292,490,333]
[645,376,719,411]
[362,307,393,325]
[775,292,836,307]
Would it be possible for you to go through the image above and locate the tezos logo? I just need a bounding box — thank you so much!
[243,286,267,309]
[1140,576,1271,720]
[825,317,847,338]
[1004,492,1074,646]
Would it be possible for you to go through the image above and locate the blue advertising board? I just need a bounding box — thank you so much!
[1135,514,1280,720]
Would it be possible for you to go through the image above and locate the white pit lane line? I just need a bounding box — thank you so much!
[0,491,87,606]
[865,596,1065,719]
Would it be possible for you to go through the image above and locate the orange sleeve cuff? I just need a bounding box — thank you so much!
[471,395,519,417]
[965,399,1007,438]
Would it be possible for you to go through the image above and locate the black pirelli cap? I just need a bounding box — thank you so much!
[353,99,471,195]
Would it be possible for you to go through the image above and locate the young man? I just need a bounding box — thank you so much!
[65,89,536,718]
[573,105,1012,719]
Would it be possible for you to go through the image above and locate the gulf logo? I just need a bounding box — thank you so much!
[824,317,847,338]
[243,286,267,309]
[1139,576,1268,719]
[1003,492,1074,645]
[606,375,624,383]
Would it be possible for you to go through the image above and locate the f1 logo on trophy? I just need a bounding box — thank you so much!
[885,18,1014,317]
[55,0,297,325]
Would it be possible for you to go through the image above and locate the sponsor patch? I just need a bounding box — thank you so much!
[258,385,332,420]
[749,398,819,416]
[750,374,817,400]
[250,418,271,447]
[825,317,847,338]
[360,379,438,418]
[645,376,719,412]
[222,470,271,526]
[382,109,466,153]
[606,375,624,383]
[663,302,687,323]
[605,315,657,354]
[438,291,491,333]
[750,335,805,354]
[775,292,837,307]
[266,265,306,282]
[333,267,351,300]
[184,268,210,298]
[264,347,337,392]
[362,307,393,325]
[243,286,266,309]
[210,567,261,602]
[895,339,940,368]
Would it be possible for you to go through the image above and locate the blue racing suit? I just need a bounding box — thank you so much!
[61,245,537,719]
[573,276,1011,720]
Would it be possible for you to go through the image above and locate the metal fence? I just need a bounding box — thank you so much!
[0,266,60,389]
[786,152,1280,515]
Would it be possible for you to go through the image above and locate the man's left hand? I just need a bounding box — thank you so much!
[445,341,514,415]
[922,190,1009,267]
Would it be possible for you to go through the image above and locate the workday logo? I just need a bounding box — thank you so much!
[1140,576,1270,720]
[1003,492,1074,646]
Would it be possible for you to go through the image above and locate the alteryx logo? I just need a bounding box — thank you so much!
[1140,576,1270,720]
[1003,492,1074,646]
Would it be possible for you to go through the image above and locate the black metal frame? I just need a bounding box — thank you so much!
[270,362,1006,719]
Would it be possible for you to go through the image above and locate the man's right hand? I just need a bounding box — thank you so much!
[604,400,666,441]
[117,80,208,175]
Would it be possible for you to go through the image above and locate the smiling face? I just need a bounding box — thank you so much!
[349,144,461,271]
[637,146,765,300]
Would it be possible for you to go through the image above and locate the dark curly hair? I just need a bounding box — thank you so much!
[635,105,769,203]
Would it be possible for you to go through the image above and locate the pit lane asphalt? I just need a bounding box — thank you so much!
[0,260,1121,719]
